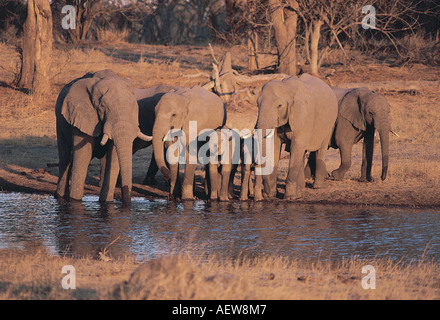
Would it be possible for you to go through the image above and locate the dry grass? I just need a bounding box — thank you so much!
[0,249,439,300]
[95,27,130,45]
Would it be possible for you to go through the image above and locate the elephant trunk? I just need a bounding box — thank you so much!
[376,119,390,181]
[255,111,277,133]
[152,125,170,180]
[113,136,134,207]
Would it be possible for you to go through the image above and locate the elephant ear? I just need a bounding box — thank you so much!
[61,77,102,137]
[339,88,367,131]
[288,88,311,133]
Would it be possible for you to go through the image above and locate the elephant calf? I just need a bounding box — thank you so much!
[307,87,394,182]
[55,70,152,207]
[205,128,264,201]
[204,127,236,201]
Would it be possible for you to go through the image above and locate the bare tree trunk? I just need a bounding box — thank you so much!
[248,30,259,71]
[304,22,311,64]
[33,0,52,95]
[310,19,323,76]
[19,0,37,89]
[269,0,299,75]
[19,0,52,94]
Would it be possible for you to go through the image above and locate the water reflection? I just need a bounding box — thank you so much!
[0,192,439,263]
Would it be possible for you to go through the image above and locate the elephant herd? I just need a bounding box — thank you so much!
[55,69,393,207]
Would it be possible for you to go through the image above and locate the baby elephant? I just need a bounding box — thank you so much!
[307,87,395,182]
[204,127,236,201]
[205,128,263,201]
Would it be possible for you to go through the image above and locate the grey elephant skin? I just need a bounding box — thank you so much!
[255,73,338,200]
[327,87,391,181]
[205,128,265,202]
[55,70,151,207]
[152,86,226,200]
[134,85,184,185]
[204,127,238,201]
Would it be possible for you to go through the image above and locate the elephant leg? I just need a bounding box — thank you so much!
[304,151,316,181]
[204,164,211,199]
[99,142,119,203]
[99,157,106,188]
[262,134,281,199]
[69,129,94,201]
[208,163,219,200]
[162,142,181,200]
[228,164,237,199]
[331,140,353,181]
[55,118,72,199]
[181,142,197,200]
[360,127,375,182]
[254,167,264,201]
[182,163,196,200]
[239,163,251,201]
[331,119,358,181]
[168,162,181,200]
[312,144,329,189]
[219,164,232,201]
[284,142,306,200]
[56,139,72,199]
[143,152,159,185]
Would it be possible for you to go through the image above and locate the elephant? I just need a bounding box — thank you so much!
[152,86,226,200]
[204,127,263,202]
[306,86,392,182]
[255,73,338,201]
[134,85,184,185]
[204,127,238,201]
[55,69,152,207]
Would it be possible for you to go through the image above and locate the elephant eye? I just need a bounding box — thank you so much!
[171,113,176,117]
[277,104,282,108]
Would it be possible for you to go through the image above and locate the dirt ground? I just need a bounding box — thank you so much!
[1,42,440,209]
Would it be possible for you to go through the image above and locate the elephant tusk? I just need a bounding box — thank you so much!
[390,129,400,138]
[138,131,153,141]
[162,129,183,141]
[240,129,255,140]
[100,133,109,146]
[264,129,274,139]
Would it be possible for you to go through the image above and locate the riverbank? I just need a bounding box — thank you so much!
[1,142,440,209]
[0,249,439,300]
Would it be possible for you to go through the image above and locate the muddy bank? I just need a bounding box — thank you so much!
[1,143,439,209]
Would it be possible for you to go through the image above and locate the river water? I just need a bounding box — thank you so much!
[0,192,439,263]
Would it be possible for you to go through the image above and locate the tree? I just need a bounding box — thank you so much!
[268,0,299,75]
[57,0,141,44]
[296,0,438,76]
[19,0,52,94]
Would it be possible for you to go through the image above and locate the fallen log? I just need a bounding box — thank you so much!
[202,51,289,104]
